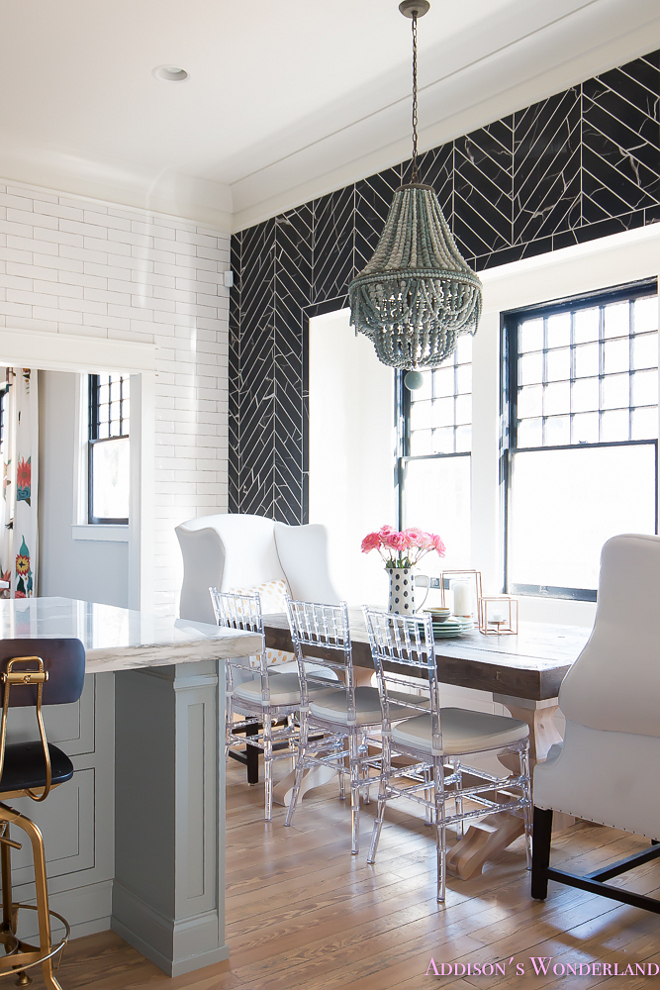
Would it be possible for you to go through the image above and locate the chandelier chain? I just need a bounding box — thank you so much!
[411,12,419,183]
[348,0,483,370]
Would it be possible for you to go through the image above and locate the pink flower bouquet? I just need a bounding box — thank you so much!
[361,525,446,569]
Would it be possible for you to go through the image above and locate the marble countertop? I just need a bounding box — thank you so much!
[0,597,263,674]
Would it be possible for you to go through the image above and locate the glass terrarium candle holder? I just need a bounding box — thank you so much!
[478,596,519,635]
[438,570,482,620]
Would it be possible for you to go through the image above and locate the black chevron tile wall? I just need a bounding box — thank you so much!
[453,118,514,260]
[354,165,405,275]
[415,142,453,217]
[230,50,660,523]
[228,231,241,513]
[514,88,581,245]
[582,54,660,224]
[312,186,354,307]
[230,219,277,517]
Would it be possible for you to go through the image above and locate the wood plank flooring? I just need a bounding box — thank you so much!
[25,758,660,989]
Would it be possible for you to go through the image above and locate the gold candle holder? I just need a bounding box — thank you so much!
[478,596,518,635]
[438,570,482,620]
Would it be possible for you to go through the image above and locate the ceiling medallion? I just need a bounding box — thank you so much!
[348,0,483,371]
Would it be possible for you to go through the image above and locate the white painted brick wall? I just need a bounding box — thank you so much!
[0,178,230,614]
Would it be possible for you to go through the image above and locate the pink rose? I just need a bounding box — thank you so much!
[431,534,446,557]
[379,524,394,538]
[361,532,381,553]
[403,528,425,548]
[385,531,409,552]
[415,531,434,550]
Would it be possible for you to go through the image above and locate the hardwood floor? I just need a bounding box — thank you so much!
[26,758,660,989]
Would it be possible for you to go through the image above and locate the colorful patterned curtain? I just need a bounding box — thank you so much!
[0,369,38,599]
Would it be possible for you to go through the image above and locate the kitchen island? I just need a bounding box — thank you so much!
[1,597,262,978]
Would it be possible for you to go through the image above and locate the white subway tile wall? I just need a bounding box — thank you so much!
[0,179,229,613]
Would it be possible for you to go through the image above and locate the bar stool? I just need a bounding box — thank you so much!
[0,638,85,989]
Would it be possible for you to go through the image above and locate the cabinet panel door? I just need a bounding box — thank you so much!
[10,767,96,884]
[5,674,95,757]
[5,673,115,895]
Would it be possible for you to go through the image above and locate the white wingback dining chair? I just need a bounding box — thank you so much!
[532,533,660,914]
[175,513,341,624]
[176,513,342,795]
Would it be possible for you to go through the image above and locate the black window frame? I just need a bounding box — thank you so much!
[88,373,130,525]
[502,278,659,602]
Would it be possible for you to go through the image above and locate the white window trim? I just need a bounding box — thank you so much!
[71,524,129,543]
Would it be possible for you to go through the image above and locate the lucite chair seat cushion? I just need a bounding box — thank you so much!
[233,671,302,706]
[391,709,529,756]
[233,671,335,707]
[0,742,74,794]
[309,685,426,726]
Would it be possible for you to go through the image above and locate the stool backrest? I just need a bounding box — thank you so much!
[0,637,85,802]
[0,638,85,708]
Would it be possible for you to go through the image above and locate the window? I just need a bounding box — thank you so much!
[398,336,472,569]
[504,281,658,599]
[88,374,130,524]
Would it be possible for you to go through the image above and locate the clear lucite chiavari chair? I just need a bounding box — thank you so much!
[362,607,532,902]
[284,598,375,855]
[210,589,300,821]
[284,598,415,855]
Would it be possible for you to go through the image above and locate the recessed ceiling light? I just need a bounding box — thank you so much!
[152,65,189,82]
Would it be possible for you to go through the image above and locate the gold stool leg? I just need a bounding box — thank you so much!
[12,816,63,990]
[0,822,25,985]
[1,824,14,933]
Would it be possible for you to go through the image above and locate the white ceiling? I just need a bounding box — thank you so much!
[1,0,659,232]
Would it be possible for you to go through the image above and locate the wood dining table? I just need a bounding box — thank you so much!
[262,608,591,879]
[263,610,588,747]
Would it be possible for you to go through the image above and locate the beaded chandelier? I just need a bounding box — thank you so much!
[348,0,483,370]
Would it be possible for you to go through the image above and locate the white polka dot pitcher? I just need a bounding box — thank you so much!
[387,566,430,615]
